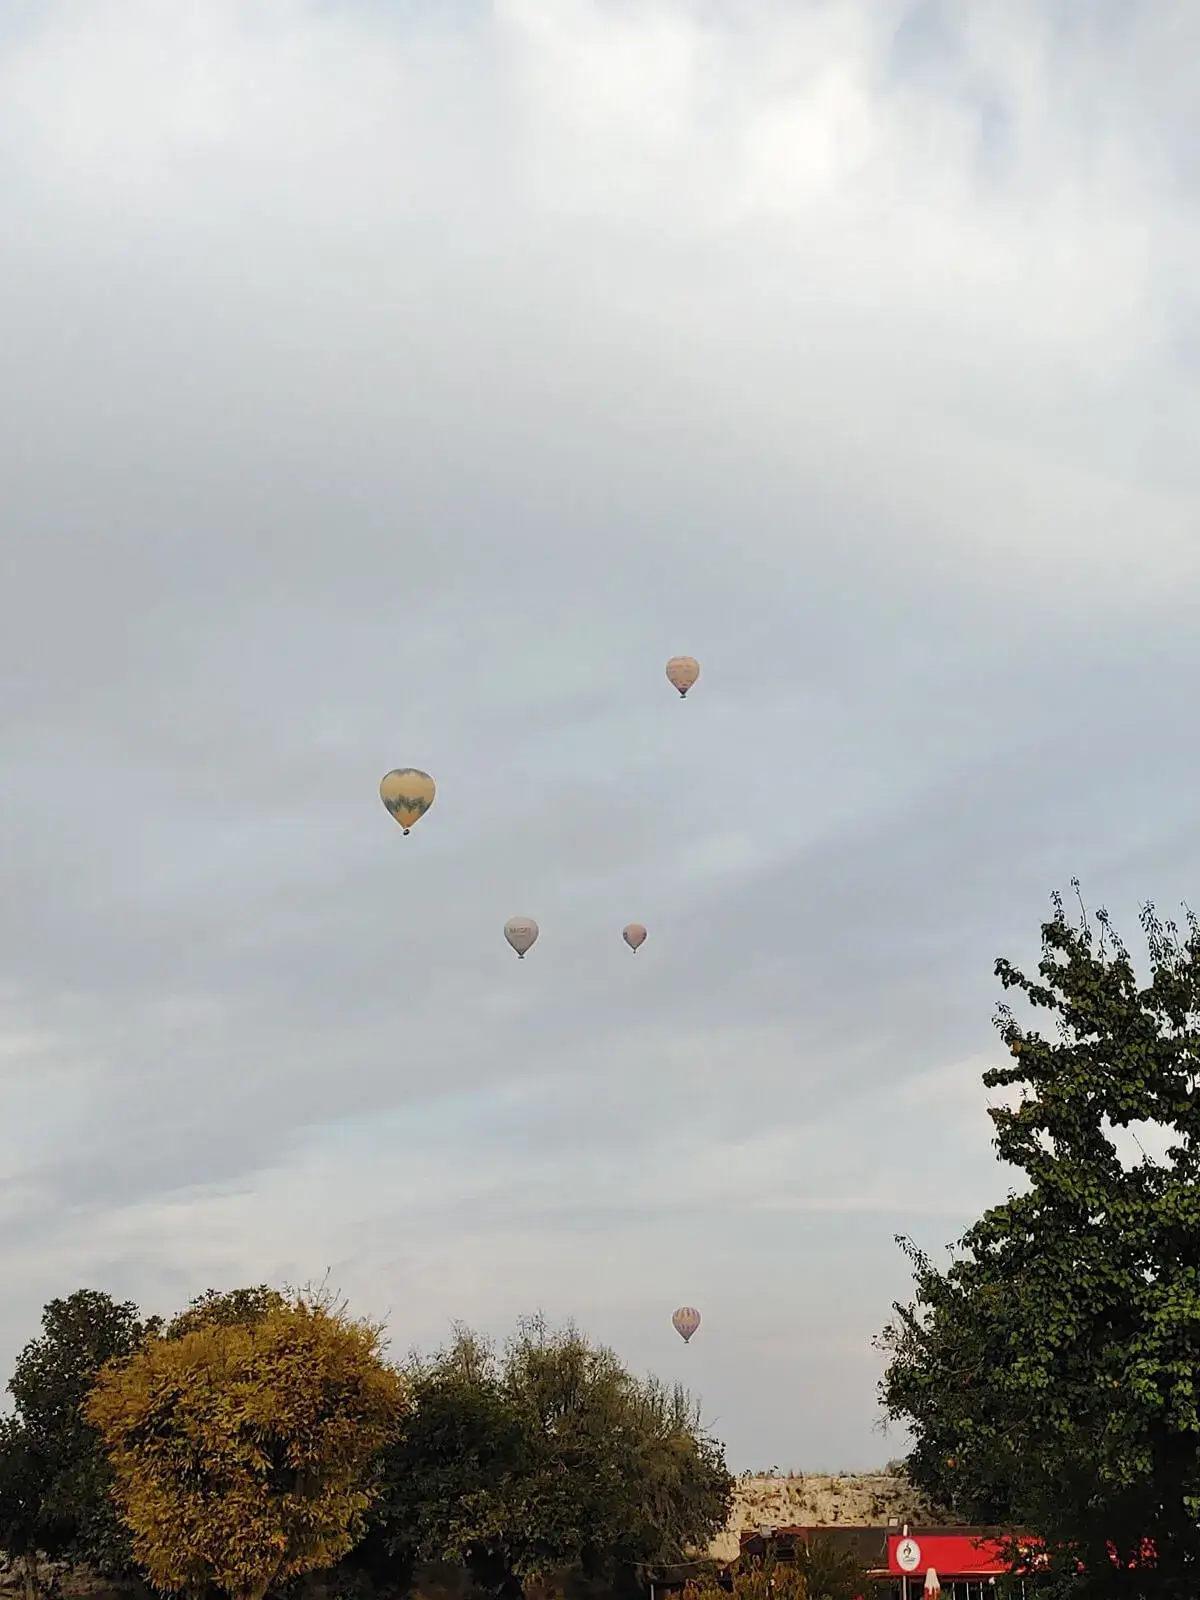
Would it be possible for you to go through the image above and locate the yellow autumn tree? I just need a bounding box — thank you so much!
[84,1295,406,1600]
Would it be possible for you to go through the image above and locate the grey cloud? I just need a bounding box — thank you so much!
[1,0,1198,1468]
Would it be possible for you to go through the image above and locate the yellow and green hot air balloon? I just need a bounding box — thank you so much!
[379,768,436,835]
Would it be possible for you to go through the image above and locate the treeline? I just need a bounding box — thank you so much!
[0,1287,733,1600]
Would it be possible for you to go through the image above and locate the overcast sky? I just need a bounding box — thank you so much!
[0,0,1197,1472]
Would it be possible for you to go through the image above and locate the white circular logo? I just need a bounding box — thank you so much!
[897,1540,922,1573]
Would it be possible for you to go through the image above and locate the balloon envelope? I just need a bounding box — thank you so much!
[380,769,436,834]
[623,923,647,951]
[666,656,700,697]
[672,1306,701,1343]
[505,917,539,958]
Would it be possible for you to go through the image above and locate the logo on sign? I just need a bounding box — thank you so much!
[897,1540,922,1573]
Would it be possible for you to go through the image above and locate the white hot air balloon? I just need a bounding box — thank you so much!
[623,923,647,952]
[505,917,539,959]
[672,1306,701,1343]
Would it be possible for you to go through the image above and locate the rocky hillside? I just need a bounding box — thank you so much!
[706,1472,945,1563]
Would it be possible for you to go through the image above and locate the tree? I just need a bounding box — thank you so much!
[5,1289,155,1578]
[165,1284,287,1340]
[84,1293,406,1600]
[0,1417,53,1600]
[684,1555,807,1600]
[684,1540,868,1600]
[796,1537,870,1600]
[878,887,1200,1599]
[360,1315,734,1598]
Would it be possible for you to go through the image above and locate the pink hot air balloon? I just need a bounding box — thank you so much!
[623,923,647,952]
[672,1306,701,1344]
[665,656,700,698]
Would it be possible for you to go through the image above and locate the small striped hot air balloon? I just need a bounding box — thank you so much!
[623,923,647,952]
[672,1306,701,1344]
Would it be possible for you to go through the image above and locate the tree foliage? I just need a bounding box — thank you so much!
[795,1538,870,1600]
[361,1315,733,1596]
[684,1540,868,1600]
[680,1542,867,1600]
[0,1416,53,1600]
[4,1289,155,1577]
[878,887,1200,1598]
[84,1295,407,1600]
[166,1284,287,1340]
[4,1288,731,1600]
[684,1556,807,1600]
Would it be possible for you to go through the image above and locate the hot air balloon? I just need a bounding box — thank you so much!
[380,769,436,835]
[666,656,700,698]
[623,923,647,952]
[672,1306,700,1343]
[505,917,539,959]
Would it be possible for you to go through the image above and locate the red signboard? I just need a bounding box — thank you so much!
[888,1534,1016,1577]
[887,1533,1158,1580]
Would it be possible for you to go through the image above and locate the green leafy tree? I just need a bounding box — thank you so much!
[6,1289,156,1577]
[796,1537,870,1600]
[165,1284,287,1339]
[0,1417,53,1600]
[358,1316,733,1598]
[878,887,1200,1599]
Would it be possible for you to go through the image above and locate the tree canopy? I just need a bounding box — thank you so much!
[682,1540,867,1600]
[84,1294,407,1600]
[879,887,1200,1599]
[0,1285,734,1600]
[360,1315,733,1597]
[0,1416,53,1600]
[4,1289,156,1577]
[166,1284,287,1340]
[684,1555,806,1600]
